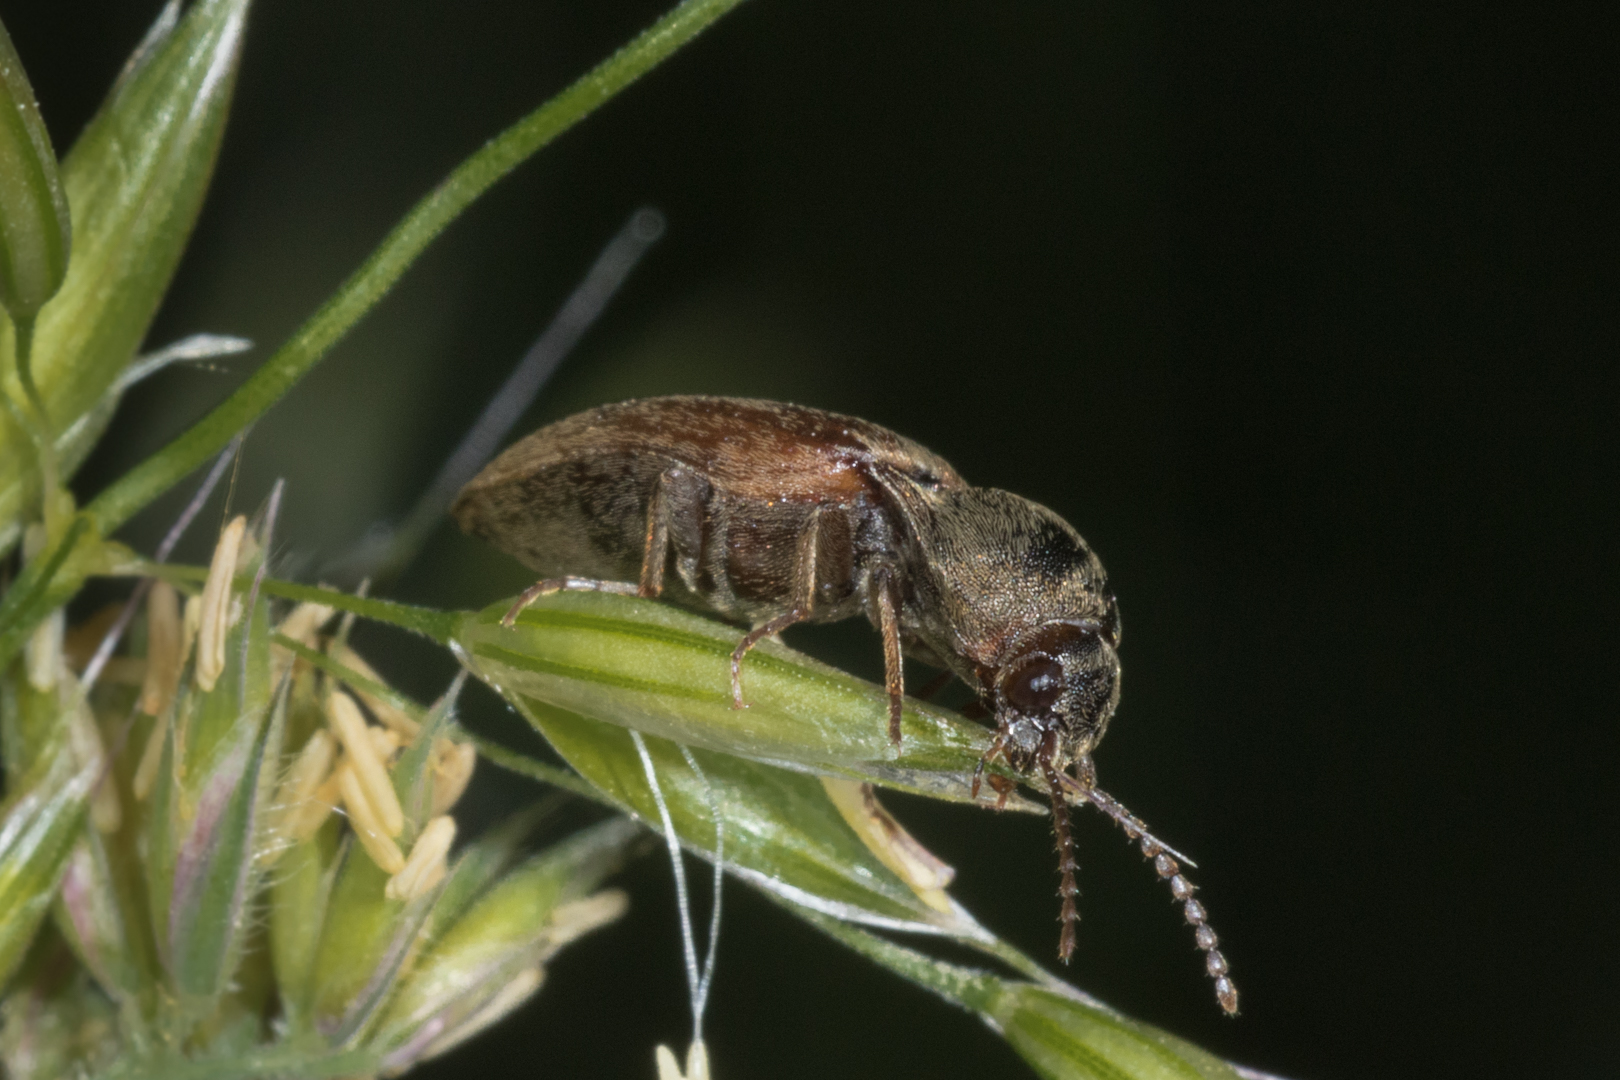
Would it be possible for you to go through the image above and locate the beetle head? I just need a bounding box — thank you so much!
[992,618,1120,773]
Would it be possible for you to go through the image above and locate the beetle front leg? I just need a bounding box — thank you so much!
[874,566,905,747]
[971,728,1016,810]
[970,729,1005,798]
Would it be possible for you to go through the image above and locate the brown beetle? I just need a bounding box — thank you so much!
[453,395,1236,1013]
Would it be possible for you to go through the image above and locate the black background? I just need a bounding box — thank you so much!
[5,1,1612,1077]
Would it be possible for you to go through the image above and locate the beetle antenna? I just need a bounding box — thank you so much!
[1042,763,1081,963]
[1080,783,1239,1016]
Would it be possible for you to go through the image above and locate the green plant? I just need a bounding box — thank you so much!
[0,3,1269,1077]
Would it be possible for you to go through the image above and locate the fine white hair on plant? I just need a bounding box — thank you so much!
[630,730,724,1060]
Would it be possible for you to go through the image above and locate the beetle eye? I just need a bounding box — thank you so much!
[1004,656,1064,714]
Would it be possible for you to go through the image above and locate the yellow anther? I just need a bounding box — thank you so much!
[140,580,184,717]
[325,692,404,837]
[328,643,421,741]
[270,601,336,684]
[543,891,630,951]
[195,515,246,692]
[337,764,405,875]
[293,766,346,841]
[385,814,456,901]
[367,724,402,763]
[821,776,955,912]
[25,607,63,692]
[430,738,477,816]
[182,593,202,669]
[655,1041,710,1080]
[275,601,335,647]
[272,730,340,843]
[132,713,168,801]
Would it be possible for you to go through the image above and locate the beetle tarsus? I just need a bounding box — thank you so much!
[729,609,807,709]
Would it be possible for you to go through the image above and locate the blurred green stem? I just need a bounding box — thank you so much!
[5,315,60,517]
[0,0,747,670]
[85,0,747,538]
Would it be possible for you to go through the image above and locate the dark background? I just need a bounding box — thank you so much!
[6,1,1612,1077]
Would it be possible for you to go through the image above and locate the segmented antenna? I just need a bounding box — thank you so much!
[1043,766,1081,963]
[1081,785,1239,1016]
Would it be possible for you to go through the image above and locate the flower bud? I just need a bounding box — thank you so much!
[0,18,71,324]
[139,514,282,1006]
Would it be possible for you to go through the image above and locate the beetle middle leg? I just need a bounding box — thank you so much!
[728,506,824,710]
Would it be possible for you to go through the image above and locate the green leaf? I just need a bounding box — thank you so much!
[53,829,146,1004]
[455,592,1036,811]
[800,910,1246,1080]
[506,696,987,937]
[163,681,284,1004]
[0,742,95,990]
[140,557,284,1011]
[0,0,250,552]
[389,675,461,842]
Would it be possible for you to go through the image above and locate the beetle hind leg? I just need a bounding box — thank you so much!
[500,576,639,626]
[501,467,696,628]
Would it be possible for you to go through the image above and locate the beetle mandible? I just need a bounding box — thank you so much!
[453,395,1236,1013]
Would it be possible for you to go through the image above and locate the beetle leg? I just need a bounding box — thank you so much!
[729,609,808,708]
[500,576,638,627]
[728,507,822,709]
[970,728,1007,800]
[639,469,675,598]
[874,566,905,747]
